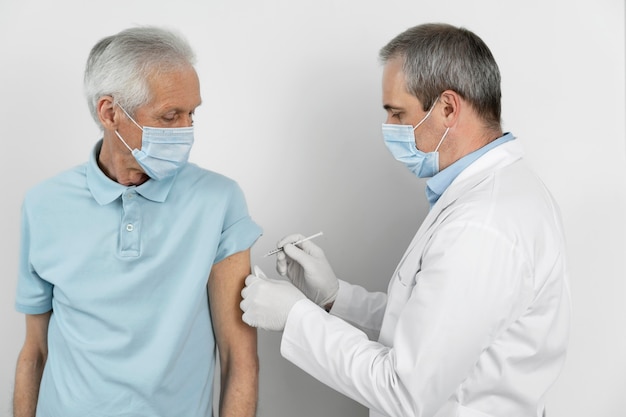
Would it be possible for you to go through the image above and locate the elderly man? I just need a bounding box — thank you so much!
[241,23,570,417]
[14,26,261,417]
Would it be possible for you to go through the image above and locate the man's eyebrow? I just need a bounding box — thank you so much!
[383,104,401,111]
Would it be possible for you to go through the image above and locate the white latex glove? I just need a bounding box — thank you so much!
[241,266,305,331]
[275,233,339,308]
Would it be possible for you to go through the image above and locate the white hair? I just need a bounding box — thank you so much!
[83,26,196,129]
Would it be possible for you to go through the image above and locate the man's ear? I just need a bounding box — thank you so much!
[439,90,461,127]
[97,96,118,130]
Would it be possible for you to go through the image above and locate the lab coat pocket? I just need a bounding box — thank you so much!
[396,249,421,287]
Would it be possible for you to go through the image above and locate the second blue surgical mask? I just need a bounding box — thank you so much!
[382,97,449,178]
[115,104,194,181]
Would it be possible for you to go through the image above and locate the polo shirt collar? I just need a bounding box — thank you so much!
[87,140,176,205]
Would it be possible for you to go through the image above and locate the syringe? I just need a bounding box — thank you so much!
[263,231,324,257]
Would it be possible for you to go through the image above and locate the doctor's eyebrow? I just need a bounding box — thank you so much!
[383,104,402,111]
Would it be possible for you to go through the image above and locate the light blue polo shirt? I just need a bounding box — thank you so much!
[426,133,515,207]
[16,140,262,417]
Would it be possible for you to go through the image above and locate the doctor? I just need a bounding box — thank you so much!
[241,23,571,417]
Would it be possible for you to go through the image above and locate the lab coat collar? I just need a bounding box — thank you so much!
[396,139,525,267]
[432,139,525,214]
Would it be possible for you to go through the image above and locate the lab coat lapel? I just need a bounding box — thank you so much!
[394,140,525,270]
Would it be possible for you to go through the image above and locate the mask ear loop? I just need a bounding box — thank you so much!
[114,102,143,153]
[116,103,144,131]
[434,127,450,152]
[114,130,134,152]
[413,95,440,131]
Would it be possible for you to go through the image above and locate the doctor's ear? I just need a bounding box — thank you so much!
[97,95,119,129]
[439,90,461,124]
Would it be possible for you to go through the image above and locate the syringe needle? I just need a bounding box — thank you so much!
[263,231,324,257]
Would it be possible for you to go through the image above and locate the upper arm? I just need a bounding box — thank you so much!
[14,312,51,416]
[208,249,257,365]
[19,311,51,361]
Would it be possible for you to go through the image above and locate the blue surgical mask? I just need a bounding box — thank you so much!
[382,97,449,178]
[114,104,194,180]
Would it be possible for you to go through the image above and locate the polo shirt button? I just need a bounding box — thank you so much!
[126,224,134,232]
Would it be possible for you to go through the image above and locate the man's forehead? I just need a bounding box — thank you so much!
[146,69,201,108]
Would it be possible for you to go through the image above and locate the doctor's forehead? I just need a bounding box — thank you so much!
[381,59,412,99]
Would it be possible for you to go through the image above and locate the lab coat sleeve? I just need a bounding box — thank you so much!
[281,221,534,417]
[282,299,406,413]
[329,279,387,340]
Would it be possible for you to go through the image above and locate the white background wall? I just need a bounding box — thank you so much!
[1,1,624,416]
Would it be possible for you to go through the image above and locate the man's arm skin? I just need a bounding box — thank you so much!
[14,311,51,417]
[209,249,258,417]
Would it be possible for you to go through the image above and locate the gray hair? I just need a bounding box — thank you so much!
[84,26,196,128]
[379,23,501,130]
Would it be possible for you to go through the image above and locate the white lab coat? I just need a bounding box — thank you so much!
[281,140,571,417]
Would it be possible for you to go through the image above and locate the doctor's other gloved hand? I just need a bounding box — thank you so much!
[241,266,306,331]
[276,233,339,309]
